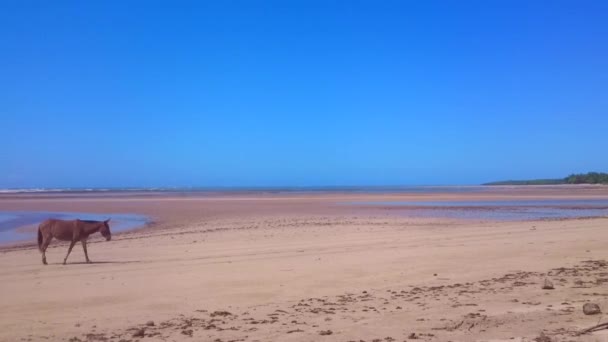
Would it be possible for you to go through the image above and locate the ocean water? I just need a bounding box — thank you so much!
[0,186,489,194]
[351,199,608,221]
[0,211,149,244]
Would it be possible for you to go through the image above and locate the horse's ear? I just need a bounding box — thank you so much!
[105,218,111,223]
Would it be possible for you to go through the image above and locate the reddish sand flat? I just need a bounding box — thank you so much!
[1,186,608,341]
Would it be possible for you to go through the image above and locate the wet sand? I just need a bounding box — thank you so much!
[1,186,608,341]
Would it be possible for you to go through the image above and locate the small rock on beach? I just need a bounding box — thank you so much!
[132,328,145,337]
[583,303,601,315]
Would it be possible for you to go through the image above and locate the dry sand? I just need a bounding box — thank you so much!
[1,186,608,342]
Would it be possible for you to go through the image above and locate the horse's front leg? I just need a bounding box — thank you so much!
[63,240,77,265]
[81,238,91,263]
[41,236,52,265]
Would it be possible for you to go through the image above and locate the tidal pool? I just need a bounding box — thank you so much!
[350,199,608,221]
[0,211,149,244]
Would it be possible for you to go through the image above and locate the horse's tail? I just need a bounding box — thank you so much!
[37,226,43,252]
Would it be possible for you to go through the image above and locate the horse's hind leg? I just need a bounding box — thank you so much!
[81,238,91,263]
[41,236,52,265]
[63,240,77,265]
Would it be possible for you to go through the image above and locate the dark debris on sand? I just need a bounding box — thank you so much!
[66,259,608,342]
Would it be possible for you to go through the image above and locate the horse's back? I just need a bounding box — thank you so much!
[41,219,79,241]
[39,218,69,229]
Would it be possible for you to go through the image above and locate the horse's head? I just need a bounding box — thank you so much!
[101,219,112,241]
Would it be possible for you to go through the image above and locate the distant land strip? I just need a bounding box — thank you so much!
[484,172,608,186]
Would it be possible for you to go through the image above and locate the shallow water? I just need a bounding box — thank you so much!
[0,211,149,244]
[352,199,608,221]
[359,199,608,207]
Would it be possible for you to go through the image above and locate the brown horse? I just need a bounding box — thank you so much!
[37,219,112,265]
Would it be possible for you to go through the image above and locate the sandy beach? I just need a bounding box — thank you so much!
[4,0,607,340]
[2,186,608,342]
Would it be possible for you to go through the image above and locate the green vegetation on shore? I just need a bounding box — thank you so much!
[484,172,608,186]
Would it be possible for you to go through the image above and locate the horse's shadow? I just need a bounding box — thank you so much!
[61,260,142,265]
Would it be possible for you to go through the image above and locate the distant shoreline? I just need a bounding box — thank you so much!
[484,172,608,186]
[485,181,608,186]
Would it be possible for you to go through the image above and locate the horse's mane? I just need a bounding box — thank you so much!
[80,220,103,224]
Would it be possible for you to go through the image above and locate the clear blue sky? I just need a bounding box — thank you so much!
[1,1,607,188]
